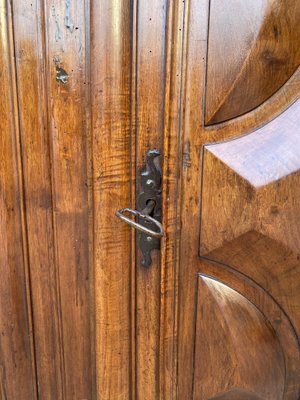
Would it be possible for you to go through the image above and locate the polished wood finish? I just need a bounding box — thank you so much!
[166,0,300,398]
[134,2,167,399]
[12,1,64,396]
[44,1,92,396]
[1,0,300,399]
[1,1,93,398]
[91,1,132,399]
[205,0,300,124]
[194,275,285,399]
[0,2,36,398]
[159,1,185,398]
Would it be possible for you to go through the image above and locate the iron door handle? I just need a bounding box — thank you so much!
[115,205,164,238]
[115,149,163,267]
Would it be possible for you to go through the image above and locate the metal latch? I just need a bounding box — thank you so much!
[115,149,164,267]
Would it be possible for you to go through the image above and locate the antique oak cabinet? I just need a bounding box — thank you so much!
[0,0,299,399]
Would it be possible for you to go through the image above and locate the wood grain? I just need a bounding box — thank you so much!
[11,1,64,397]
[168,0,300,398]
[91,1,132,398]
[134,1,167,399]
[1,1,94,398]
[44,1,93,397]
[1,0,300,398]
[207,389,265,400]
[201,100,300,256]
[0,1,36,398]
[205,0,300,124]
[193,275,285,399]
[159,0,185,398]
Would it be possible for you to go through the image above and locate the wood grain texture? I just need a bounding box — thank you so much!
[205,0,300,124]
[44,1,93,397]
[1,1,94,398]
[207,389,265,400]
[11,1,64,397]
[91,1,132,398]
[199,261,300,399]
[134,1,167,399]
[0,1,36,398]
[201,100,300,256]
[193,275,285,400]
[159,0,185,398]
[199,103,300,381]
[166,0,300,398]
[2,0,300,398]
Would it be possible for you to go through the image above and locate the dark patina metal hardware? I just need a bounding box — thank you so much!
[115,149,163,267]
[115,205,164,239]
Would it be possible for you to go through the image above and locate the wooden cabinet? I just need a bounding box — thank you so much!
[0,0,299,399]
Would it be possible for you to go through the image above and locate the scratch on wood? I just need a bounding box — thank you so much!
[64,0,74,32]
[183,140,191,169]
[52,5,61,42]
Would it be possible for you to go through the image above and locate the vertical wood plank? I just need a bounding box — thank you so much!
[176,1,210,397]
[135,1,167,399]
[43,1,93,398]
[11,1,64,397]
[159,1,186,398]
[91,1,132,399]
[0,1,36,398]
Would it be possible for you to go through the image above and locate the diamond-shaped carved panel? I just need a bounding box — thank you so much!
[200,100,300,338]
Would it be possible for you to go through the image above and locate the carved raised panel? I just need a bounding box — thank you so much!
[199,99,300,397]
[193,275,285,400]
[205,0,300,125]
[174,0,300,398]
[200,100,300,331]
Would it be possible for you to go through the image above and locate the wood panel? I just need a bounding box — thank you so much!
[0,1,36,398]
[11,1,64,397]
[162,0,300,398]
[193,275,285,399]
[134,1,167,399]
[1,1,94,398]
[159,0,185,398]
[201,100,300,257]
[91,1,132,399]
[200,102,300,357]
[205,0,300,124]
[43,2,93,397]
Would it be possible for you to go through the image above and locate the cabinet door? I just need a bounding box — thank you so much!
[160,0,300,399]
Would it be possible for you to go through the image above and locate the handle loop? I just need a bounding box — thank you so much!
[115,208,164,238]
